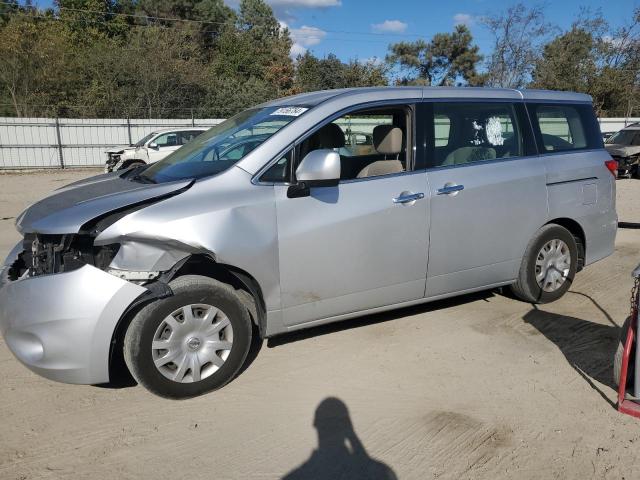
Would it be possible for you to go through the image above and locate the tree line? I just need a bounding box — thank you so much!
[0,0,638,118]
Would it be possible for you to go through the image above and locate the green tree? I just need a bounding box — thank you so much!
[531,27,596,92]
[386,25,483,86]
[135,0,235,52]
[0,12,81,116]
[56,0,131,40]
[294,52,388,92]
[532,8,640,116]
[482,3,556,88]
[200,0,294,115]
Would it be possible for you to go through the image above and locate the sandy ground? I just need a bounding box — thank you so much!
[1,170,640,480]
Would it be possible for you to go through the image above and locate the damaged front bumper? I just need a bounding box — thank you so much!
[104,152,122,173]
[0,263,146,384]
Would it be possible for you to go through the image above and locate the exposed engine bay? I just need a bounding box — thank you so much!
[8,233,119,280]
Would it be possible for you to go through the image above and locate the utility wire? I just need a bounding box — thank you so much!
[0,0,428,38]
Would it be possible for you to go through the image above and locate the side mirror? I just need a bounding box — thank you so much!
[296,149,340,186]
[149,142,159,149]
[288,149,340,198]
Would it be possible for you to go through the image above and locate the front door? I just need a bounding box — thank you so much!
[148,132,181,163]
[275,173,429,326]
[272,103,430,326]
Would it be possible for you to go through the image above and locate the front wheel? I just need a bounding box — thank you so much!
[510,224,578,304]
[123,275,253,399]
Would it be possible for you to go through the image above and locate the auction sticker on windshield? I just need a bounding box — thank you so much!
[271,107,308,116]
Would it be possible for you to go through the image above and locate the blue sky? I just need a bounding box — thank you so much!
[236,0,638,63]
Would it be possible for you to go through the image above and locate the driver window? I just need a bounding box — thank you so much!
[297,105,412,181]
[153,133,178,147]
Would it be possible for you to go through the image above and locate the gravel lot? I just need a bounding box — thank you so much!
[1,170,640,480]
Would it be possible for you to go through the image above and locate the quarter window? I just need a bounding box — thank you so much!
[260,150,292,183]
[529,103,602,152]
[178,130,204,145]
[435,114,451,147]
[429,103,522,168]
[535,105,586,151]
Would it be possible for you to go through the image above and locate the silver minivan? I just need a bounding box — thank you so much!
[0,87,618,398]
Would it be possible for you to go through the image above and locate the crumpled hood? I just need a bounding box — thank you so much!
[605,144,640,158]
[105,145,135,154]
[16,172,193,235]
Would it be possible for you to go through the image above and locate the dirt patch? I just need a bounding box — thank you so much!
[0,171,639,480]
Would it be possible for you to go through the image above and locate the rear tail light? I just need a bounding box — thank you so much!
[605,159,618,177]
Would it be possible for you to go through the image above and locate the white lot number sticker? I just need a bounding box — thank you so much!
[271,107,308,117]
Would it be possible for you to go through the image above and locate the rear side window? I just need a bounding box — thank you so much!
[435,114,451,147]
[428,102,523,168]
[529,103,602,152]
[178,130,203,145]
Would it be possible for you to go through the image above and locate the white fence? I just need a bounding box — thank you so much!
[599,117,640,135]
[0,116,638,169]
[0,117,224,169]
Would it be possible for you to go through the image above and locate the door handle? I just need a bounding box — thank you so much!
[436,183,465,196]
[393,192,424,204]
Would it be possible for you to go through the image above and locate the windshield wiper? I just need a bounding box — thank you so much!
[123,165,156,184]
[132,173,156,184]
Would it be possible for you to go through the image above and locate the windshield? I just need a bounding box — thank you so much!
[606,129,639,145]
[139,106,306,183]
[135,132,157,147]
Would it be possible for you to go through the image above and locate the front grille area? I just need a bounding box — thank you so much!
[7,234,119,280]
[612,155,637,168]
[107,153,121,165]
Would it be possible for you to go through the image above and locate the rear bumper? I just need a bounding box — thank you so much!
[583,209,618,266]
[0,264,145,384]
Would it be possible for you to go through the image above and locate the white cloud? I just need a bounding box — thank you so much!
[290,43,308,58]
[269,0,341,6]
[602,35,624,47]
[453,13,474,26]
[371,20,408,34]
[290,25,327,47]
[285,25,326,58]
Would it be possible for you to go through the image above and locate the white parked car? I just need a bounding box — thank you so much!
[104,128,208,172]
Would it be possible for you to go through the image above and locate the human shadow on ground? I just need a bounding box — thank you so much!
[282,397,397,480]
[523,291,622,408]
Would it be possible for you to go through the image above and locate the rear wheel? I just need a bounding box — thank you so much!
[510,224,578,303]
[123,275,252,399]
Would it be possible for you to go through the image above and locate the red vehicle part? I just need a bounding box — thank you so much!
[617,272,640,418]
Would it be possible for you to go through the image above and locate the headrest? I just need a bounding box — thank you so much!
[373,125,403,155]
[314,123,345,149]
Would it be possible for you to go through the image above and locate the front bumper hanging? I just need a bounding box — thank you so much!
[0,264,146,384]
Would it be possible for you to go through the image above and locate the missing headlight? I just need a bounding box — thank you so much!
[19,233,119,277]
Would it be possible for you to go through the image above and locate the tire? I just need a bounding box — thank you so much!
[123,275,252,399]
[510,224,578,304]
[118,160,145,171]
[614,316,633,388]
